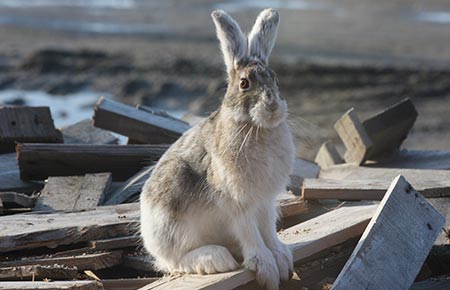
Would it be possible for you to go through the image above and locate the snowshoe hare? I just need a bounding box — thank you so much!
[140,8,295,290]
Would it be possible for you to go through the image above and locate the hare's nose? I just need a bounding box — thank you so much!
[267,100,278,112]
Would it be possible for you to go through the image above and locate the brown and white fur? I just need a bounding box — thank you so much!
[140,8,295,290]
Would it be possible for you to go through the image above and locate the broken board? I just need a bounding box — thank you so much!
[331,176,445,290]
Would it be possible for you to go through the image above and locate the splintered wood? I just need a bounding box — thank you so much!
[331,176,445,290]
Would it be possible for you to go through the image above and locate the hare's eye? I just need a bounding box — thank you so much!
[239,78,250,90]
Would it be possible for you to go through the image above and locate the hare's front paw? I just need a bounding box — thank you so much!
[271,241,293,281]
[244,249,280,290]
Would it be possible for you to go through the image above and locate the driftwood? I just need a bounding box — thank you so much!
[17,143,168,181]
[0,106,63,153]
[34,173,112,211]
[93,97,190,144]
[61,119,118,145]
[302,178,450,200]
[138,204,377,290]
[0,203,139,252]
[331,176,445,290]
[0,265,77,281]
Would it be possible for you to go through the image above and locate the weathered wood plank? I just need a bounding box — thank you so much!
[89,236,140,250]
[277,193,308,217]
[302,178,450,200]
[104,166,153,205]
[34,173,112,211]
[319,164,450,181]
[366,149,450,170]
[93,97,190,144]
[334,108,373,165]
[17,143,168,181]
[138,204,377,290]
[0,281,100,290]
[0,251,122,270]
[0,106,63,153]
[61,119,118,145]
[100,278,160,290]
[0,265,77,280]
[314,141,344,169]
[331,176,445,290]
[362,98,418,160]
[0,192,36,208]
[0,203,139,252]
[0,153,43,193]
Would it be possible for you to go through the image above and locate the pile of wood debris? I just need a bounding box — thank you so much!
[0,97,449,290]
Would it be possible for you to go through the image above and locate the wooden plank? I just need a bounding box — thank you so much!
[289,158,320,192]
[319,163,450,181]
[0,203,139,252]
[362,98,418,160]
[89,236,140,250]
[0,192,36,208]
[277,193,308,217]
[61,119,118,145]
[100,278,159,290]
[138,204,377,290]
[17,143,168,181]
[0,153,43,193]
[331,176,445,290]
[314,141,344,169]
[104,166,153,205]
[0,281,100,290]
[334,108,373,165]
[0,106,63,153]
[0,251,122,270]
[93,97,190,144]
[302,178,450,200]
[0,265,77,280]
[366,149,450,170]
[34,173,112,211]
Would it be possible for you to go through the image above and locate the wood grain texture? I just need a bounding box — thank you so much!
[93,97,190,144]
[17,143,167,181]
[34,173,112,211]
[0,203,139,252]
[0,281,100,290]
[61,119,118,145]
[319,164,450,182]
[139,204,377,290]
[302,178,450,200]
[314,141,344,169]
[90,236,140,250]
[331,175,445,290]
[362,98,417,160]
[277,193,308,217]
[0,106,63,153]
[0,265,77,280]
[334,108,373,165]
[0,251,122,270]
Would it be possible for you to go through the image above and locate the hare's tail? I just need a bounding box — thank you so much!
[176,245,239,274]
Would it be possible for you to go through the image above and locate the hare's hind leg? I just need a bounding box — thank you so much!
[176,245,239,274]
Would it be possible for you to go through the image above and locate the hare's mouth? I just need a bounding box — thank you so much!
[250,101,287,128]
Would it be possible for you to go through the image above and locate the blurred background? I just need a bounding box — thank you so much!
[1,0,450,159]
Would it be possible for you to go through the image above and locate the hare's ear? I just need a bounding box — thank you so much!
[248,9,279,64]
[211,10,247,73]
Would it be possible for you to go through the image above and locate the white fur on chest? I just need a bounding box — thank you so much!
[212,122,295,206]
